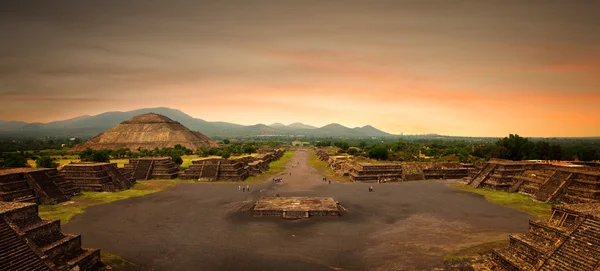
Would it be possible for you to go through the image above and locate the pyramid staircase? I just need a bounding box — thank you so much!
[0,218,52,271]
[123,158,179,180]
[489,204,600,271]
[469,163,497,188]
[0,202,101,271]
[133,159,153,180]
[1,169,74,205]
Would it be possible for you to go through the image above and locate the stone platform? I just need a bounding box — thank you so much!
[252,197,341,219]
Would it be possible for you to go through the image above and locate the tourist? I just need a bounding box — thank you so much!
[328,180,331,184]
[238,185,241,191]
[242,187,246,192]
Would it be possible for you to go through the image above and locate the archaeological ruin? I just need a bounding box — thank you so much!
[0,202,101,270]
[468,160,600,204]
[0,168,78,205]
[317,148,470,182]
[121,157,179,180]
[251,197,342,219]
[70,113,218,152]
[487,203,600,270]
[180,149,284,181]
[180,158,249,181]
[61,162,136,192]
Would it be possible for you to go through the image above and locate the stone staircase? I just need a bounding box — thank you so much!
[558,173,600,204]
[540,218,600,270]
[0,218,52,271]
[26,170,69,205]
[0,202,101,271]
[489,203,600,271]
[132,159,153,180]
[469,163,497,188]
[0,169,75,204]
[534,171,573,202]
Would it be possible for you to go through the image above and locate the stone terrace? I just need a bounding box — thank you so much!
[469,162,600,204]
[488,203,600,271]
[349,163,403,182]
[0,168,76,205]
[61,162,136,192]
[122,157,179,180]
[180,159,249,181]
[0,202,101,270]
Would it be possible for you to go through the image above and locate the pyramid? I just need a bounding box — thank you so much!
[70,113,218,151]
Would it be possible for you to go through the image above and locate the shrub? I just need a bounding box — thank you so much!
[36,156,59,168]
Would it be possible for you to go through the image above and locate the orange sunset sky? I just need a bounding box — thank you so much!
[0,0,599,137]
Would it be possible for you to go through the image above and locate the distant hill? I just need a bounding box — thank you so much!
[0,107,397,138]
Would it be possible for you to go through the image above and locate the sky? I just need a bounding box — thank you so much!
[0,0,599,137]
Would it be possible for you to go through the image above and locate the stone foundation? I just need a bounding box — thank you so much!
[61,162,136,192]
[251,197,342,219]
[122,157,179,180]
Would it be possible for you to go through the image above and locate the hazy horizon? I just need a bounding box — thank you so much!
[1,0,599,137]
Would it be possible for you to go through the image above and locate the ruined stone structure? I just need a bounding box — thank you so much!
[180,149,284,181]
[0,202,101,270]
[468,161,600,204]
[0,168,77,205]
[70,113,218,152]
[488,203,600,270]
[122,157,179,180]
[316,146,472,182]
[423,168,469,180]
[61,162,136,192]
[180,159,249,181]
[251,197,342,219]
[349,163,404,182]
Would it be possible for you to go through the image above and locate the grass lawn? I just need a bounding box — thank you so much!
[38,179,194,224]
[448,184,552,218]
[307,150,352,182]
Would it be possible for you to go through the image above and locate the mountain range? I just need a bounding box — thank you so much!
[0,107,394,138]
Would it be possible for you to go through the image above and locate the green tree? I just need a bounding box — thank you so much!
[223,139,231,144]
[368,146,389,160]
[171,154,183,165]
[2,153,28,168]
[36,156,59,168]
[222,151,231,159]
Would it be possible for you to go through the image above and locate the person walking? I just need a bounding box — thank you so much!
[238,185,241,191]
[242,186,246,192]
[246,185,250,192]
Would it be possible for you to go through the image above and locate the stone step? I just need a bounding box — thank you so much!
[0,180,30,191]
[15,195,39,204]
[492,248,534,271]
[561,194,596,204]
[64,248,101,271]
[0,188,36,201]
[41,234,81,262]
[21,219,63,247]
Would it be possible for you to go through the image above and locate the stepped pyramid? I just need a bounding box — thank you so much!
[70,113,218,152]
[0,202,101,270]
